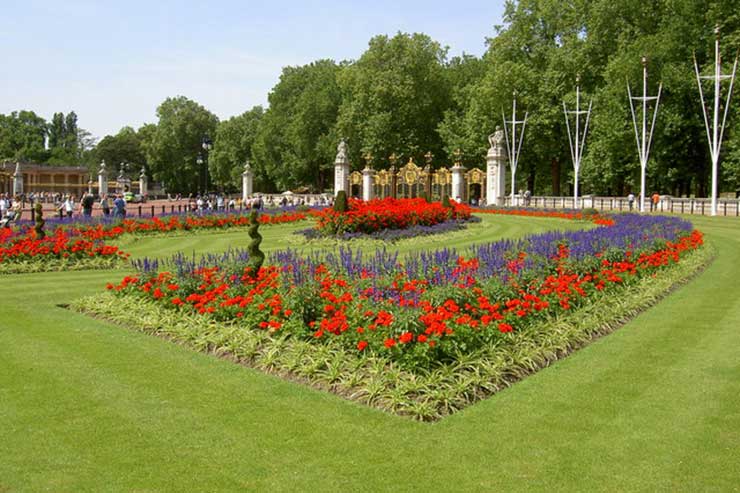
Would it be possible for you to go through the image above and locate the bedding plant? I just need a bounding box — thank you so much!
[76,211,710,419]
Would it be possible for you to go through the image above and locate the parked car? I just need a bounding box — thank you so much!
[124,192,145,203]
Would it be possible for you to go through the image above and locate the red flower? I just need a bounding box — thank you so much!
[498,322,513,333]
[384,338,396,349]
[357,340,368,351]
[399,331,414,344]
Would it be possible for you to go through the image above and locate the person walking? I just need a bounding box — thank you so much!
[628,192,635,211]
[113,194,127,218]
[651,192,660,212]
[80,192,95,218]
[100,194,111,216]
[59,195,75,218]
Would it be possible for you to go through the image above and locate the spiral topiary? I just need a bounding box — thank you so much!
[246,210,265,278]
[33,202,45,239]
[333,190,348,213]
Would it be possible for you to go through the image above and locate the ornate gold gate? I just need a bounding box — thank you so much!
[466,167,486,204]
[395,158,428,198]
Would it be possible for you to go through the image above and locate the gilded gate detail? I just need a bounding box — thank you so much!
[365,154,486,202]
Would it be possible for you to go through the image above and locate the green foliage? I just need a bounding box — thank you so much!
[0,111,50,162]
[210,106,264,191]
[246,210,265,278]
[94,126,148,172]
[333,190,348,213]
[252,60,342,192]
[145,96,219,194]
[336,33,452,166]
[33,202,45,240]
[441,194,451,209]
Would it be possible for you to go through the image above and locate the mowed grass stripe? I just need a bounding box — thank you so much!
[1,215,737,491]
[115,214,586,261]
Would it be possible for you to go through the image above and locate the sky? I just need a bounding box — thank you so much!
[1,0,507,141]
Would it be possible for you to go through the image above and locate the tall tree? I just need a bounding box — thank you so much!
[336,33,452,168]
[145,96,219,194]
[253,59,342,191]
[0,111,49,162]
[94,126,147,172]
[210,106,264,191]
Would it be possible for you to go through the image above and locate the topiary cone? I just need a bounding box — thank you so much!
[333,190,348,213]
[246,210,265,278]
[34,202,45,239]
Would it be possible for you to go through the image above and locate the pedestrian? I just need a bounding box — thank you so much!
[113,194,127,218]
[627,192,635,211]
[651,192,660,212]
[100,194,111,216]
[80,192,94,217]
[59,195,75,218]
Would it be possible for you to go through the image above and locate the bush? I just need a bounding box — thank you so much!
[334,191,348,213]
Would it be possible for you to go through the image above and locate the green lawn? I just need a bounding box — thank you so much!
[1,214,738,491]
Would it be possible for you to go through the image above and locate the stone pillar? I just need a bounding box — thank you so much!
[362,166,374,201]
[333,139,350,196]
[98,160,108,197]
[242,161,254,202]
[12,162,23,196]
[486,127,507,206]
[451,163,466,202]
[139,167,148,197]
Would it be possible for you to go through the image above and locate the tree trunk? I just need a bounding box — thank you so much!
[550,158,560,195]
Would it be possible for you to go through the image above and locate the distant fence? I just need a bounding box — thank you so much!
[499,195,740,217]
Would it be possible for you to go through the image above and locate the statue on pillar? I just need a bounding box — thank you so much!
[488,126,505,150]
[335,139,349,164]
[486,127,507,206]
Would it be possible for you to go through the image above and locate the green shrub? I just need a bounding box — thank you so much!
[334,190,348,213]
[246,210,265,278]
[33,202,45,239]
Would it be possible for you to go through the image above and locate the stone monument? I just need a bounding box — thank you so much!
[450,150,466,202]
[12,162,23,196]
[362,165,374,201]
[116,162,131,194]
[486,126,507,206]
[242,160,254,202]
[98,160,108,197]
[139,167,148,197]
[333,139,350,196]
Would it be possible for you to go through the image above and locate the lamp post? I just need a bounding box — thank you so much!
[196,154,203,195]
[201,135,213,195]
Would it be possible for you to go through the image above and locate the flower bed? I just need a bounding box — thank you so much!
[474,206,615,226]
[105,214,701,367]
[75,213,709,419]
[314,198,471,237]
[0,209,310,274]
[0,229,129,274]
